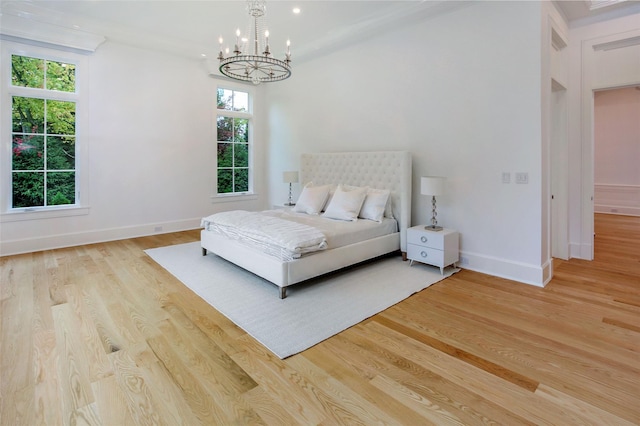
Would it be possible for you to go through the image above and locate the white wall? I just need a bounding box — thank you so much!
[265,1,547,285]
[0,40,265,255]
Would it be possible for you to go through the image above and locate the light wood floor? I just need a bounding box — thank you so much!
[1,213,638,425]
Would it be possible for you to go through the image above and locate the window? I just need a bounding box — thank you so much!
[1,42,88,220]
[216,88,251,195]
[11,55,77,208]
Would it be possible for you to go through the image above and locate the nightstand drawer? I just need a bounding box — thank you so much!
[407,244,444,265]
[407,229,444,248]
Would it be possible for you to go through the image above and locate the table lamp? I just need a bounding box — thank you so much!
[421,176,445,231]
[283,171,299,206]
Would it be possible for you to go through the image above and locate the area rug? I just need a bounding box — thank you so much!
[145,242,458,358]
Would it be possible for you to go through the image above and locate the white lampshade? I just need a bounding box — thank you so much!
[283,171,299,183]
[421,176,445,196]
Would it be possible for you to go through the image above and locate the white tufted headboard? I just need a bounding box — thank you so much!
[300,151,412,252]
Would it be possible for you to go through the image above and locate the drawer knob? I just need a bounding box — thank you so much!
[421,251,427,258]
[420,236,428,243]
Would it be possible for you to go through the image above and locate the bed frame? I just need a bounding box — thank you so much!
[201,151,412,298]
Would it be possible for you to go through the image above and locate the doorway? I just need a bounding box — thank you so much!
[593,86,640,257]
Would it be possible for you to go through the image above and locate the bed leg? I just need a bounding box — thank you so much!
[279,287,287,299]
[402,251,407,261]
[202,247,207,256]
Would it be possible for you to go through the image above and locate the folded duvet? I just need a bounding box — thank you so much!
[201,210,328,261]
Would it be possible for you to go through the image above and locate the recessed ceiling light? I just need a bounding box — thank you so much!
[292,7,301,14]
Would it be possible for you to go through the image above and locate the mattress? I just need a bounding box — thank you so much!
[263,209,398,249]
[201,209,398,261]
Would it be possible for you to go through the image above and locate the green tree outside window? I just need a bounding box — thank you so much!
[11,54,77,208]
[216,88,250,194]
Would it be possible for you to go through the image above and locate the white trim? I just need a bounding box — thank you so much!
[215,85,255,196]
[594,183,640,216]
[0,5,105,53]
[0,218,201,257]
[0,206,89,223]
[210,193,259,204]
[458,250,547,287]
[593,35,640,51]
[1,41,90,220]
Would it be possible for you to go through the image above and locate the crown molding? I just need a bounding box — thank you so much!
[0,2,105,53]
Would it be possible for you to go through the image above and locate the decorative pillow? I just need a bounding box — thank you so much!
[293,183,331,215]
[321,184,338,211]
[359,188,391,222]
[322,184,368,221]
[384,191,395,219]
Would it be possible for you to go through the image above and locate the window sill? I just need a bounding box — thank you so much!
[1,205,90,223]
[210,193,258,204]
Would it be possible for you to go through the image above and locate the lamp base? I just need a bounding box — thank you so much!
[424,225,443,231]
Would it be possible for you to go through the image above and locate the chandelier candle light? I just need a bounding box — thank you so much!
[218,0,291,84]
[421,176,446,231]
[283,171,299,206]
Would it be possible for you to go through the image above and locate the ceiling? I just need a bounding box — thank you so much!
[1,0,640,62]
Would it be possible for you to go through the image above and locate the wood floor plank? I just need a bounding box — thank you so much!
[64,282,113,381]
[361,317,619,426]
[145,333,231,424]
[92,375,136,426]
[381,294,640,420]
[108,349,173,426]
[335,326,532,426]
[51,302,96,422]
[369,373,464,425]
[0,253,35,425]
[153,318,264,423]
[285,354,403,425]
[33,330,63,425]
[413,277,640,367]
[303,343,438,425]
[1,214,639,425]
[534,383,637,426]
[136,358,203,425]
[230,337,330,425]
[242,385,300,426]
[158,305,258,395]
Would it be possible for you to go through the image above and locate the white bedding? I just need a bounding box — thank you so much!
[266,210,398,249]
[201,209,398,262]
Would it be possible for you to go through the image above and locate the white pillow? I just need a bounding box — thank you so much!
[359,188,391,222]
[293,183,331,215]
[321,184,338,211]
[384,191,395,218]
[322,185,368,221]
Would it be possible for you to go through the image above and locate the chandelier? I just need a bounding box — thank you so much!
[217,0,291,85]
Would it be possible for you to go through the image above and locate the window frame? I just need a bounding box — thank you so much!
[0,41,90,222]
[213,84,256,201]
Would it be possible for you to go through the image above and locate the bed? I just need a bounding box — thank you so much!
[200,151,412,298]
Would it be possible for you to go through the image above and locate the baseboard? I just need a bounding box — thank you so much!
[594,205,640,216]
[0,218,202,257]
[569,242,593,260]
[458,250,546,287]
[594,184,640,217]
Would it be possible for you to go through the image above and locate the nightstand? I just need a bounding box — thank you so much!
[407,226,459,274]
